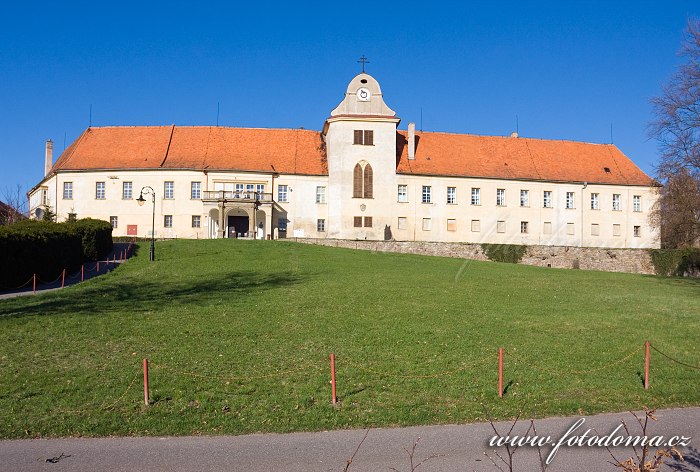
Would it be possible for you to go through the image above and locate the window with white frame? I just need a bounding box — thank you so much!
[633,195,641,212]
[566,192,575,209]
[520,221,529,233]
[317,219,326,232]
[164,181,174,199]
[447,187,456,204]
[316,186,326,204]
[422,186,432,204]
[235,183,244,198]
[192,215,201,228]
[591,193,599,210]
[496,188,506,206]
[256,184,265,199]
[63,182,73,200]
[96,182,105,200]
[191,182,201,199]
[520,189,529,207]
[397,184,408,202]
[471,188,480,205]
[164,215,173,228]
[278,185,288,202]
[612,194,621,211]
[110,216,118,228]
[543,190,552,208]
[245,184,254,198]
[123,181,132,199]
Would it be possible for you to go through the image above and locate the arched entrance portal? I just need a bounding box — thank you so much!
[227,207,250,238]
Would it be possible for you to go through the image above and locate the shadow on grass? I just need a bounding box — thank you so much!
[0,269,302,319]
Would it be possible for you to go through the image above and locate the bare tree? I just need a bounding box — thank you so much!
[649,19,700,247]
[0,184,27,225]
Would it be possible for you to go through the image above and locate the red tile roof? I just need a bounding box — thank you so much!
[52,126,327,175]
[396,131,654,186]
[50,126,653,186]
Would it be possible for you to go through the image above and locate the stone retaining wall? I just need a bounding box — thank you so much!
[292,238,655,275]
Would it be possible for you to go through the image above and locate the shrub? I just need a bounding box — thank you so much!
[67,218,113,260]
[481,243,527,264]
[649,248,700,276]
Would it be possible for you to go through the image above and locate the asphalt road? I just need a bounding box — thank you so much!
[1,407,698,472]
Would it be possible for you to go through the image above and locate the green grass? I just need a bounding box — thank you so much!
[1,239,699,438]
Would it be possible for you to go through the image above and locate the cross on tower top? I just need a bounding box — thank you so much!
[357,55,370,73]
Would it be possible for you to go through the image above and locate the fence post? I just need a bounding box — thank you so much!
[61,269,65,288]
[81,265,84,282]
[33,273,36,294]
[143,358,150,405]
[97,261,100,273]
[644,341,650,390]
[498,348,504,398]
[330,353,337,405]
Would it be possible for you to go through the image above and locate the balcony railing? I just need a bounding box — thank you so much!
[201,191,273,203]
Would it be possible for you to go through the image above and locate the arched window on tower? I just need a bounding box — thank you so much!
[353,161,373,198]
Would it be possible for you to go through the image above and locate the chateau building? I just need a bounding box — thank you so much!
[28,72,659,248]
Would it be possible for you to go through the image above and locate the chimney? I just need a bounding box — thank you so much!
[408,122,415,160]
[44,139,53,176]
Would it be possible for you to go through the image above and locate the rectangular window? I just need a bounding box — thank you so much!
[353,129,374,145]
[497,220,506,233]
[543,190,552,208]
[278,217,287,232]
[235,183,244,198]
[613,224,621,237]
[591,193,599,210]
[164,181,174,199]
[471,219,481,232]
[520,190,529,207]
[123,181,132,199]
[245,184,254,198]
[422,185,432,204]
[447,219,457,231]
[567,222,575,235]
[397,217,408,230]
[316,186,326,204]
[96,181,105,200]
[164,215,173,228]
[634,225,641,237]
[364,216,372,228]
[591,223,600,236]
[496,188,506,206]
[110,216,118,229]
[633,195,641,212]
[192,215,201,228]
[520,221,529,234]
[566,192,575,209]
[398,184,408,202]
[471,188,481,205]
[353,216,362,227]
[191,182,201,199]
[612,194,621,211]
[63,182,73,199]
[543,222,552,234]
[278,185,288,202]
[422,218,432,231]
[256,184,265,198]
[447,187,456,204]
[317,219,326,232]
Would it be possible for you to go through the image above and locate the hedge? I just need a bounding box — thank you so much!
[0,218,113,289]
[481,243,527,264]
[649,248,700,277]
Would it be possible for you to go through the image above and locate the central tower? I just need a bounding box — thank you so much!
[322,72,400,239]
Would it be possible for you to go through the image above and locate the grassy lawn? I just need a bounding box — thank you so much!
[1,239,699,438]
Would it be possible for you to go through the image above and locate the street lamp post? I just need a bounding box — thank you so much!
[136,186,156,261]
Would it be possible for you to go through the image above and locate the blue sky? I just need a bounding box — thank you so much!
[1,1,698,201]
